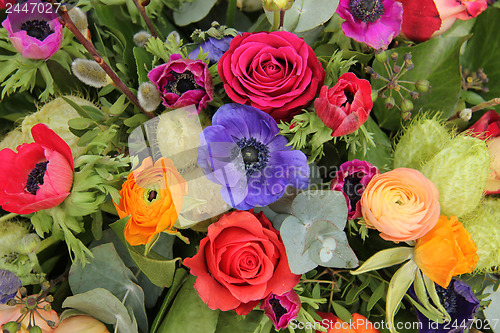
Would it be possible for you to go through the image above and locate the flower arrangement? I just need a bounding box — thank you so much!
[1,0,500,332]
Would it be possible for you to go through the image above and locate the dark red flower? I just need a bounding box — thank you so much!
[183,210,300,315]
[0,124,74,214]
[314,73,372,137]
[0,0,15,9]
[148,54,213,113]
[218,31,325,122]
[469,110,500,140]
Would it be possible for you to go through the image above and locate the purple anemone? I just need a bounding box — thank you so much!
[331,159,378,220]
[189,36,233,65]
[197,103,310,210]
[412,279,480,333]
[1,0,63,60]
[0,270,22,304]
[261,290,301,330]
[147,54,213,113]
[336,0,403,50]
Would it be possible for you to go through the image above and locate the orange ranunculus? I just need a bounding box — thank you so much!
[360,168,440,242]
[316,312,380,333]
[414,215,478,288]
[54,315,109,333]
[114,157,187,246]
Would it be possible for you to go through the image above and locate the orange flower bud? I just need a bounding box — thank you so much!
[414,215,478,288]
[114,157,188,246]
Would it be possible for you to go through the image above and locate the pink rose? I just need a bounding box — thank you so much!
[218,31,325,122]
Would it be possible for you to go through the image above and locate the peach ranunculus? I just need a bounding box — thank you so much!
[414,215,478,288]
[0,296,59,332]
[54,315,109,333]
[113,157,188,246]
[316,312,380,333]
[360,168,440,242]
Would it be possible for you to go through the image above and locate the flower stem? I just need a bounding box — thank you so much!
[37,235,60,254]
[53,3,153,118]
[0,213,18,223]
[131,0,159,38]
[226,0,237,28]
[271,10,280,31]
[280,9,286,29]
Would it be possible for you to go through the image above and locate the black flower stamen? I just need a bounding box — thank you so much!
[20,20,54,41]
[349,0,385,22]
[269,296,287,322]
[165,71,201,95]
[436,283,458,314]
[236,137,270,176]
[26,161,49,195]
[342,173,363,211]
[341,90,355,107]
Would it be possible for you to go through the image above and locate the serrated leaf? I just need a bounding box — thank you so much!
[62,288,137,333]
[69,243,148,332]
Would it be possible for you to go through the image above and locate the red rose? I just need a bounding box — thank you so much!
[183,210,300,315]
[314,72,372,137]
[469,110,500,140]
[218,31,325,122]
[0,124,74,214]
[0,0,15,9]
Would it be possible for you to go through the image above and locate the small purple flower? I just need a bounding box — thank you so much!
[331,159,378,220]
[0,270,22,304]
[189,36,233,65]
[197,103,310,210]
[260,290,301,330]
[1,0,63,60]
[412,279,480,333]
[336,0,403,50]
[147,54,214,113]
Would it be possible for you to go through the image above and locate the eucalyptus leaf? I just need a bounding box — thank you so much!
[69,243,148,332]
[62,288,138,333]
[280,216,318,274]
[265,0,340,32]
[173,0,217,26]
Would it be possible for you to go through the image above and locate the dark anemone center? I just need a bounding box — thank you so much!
[165,71,201,95]
[342,173,363,212]
[26,161,49,195]
[436,282,458,315]
[269,296,287,322]
[349,0,384,22]
[20,20,54,41]
[148,190,157,202]
[341,89,355,107]
[236,137,270,176]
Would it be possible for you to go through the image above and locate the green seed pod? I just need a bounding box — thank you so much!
[28,326,43,333]
[415,80,430,93]
[421,135,490,217]
[2,321,20,333]
[375,50,388,63]
[401,99,414,112]
[17,234,41,255]
[393,118,451,169]
[462,198,500,273]
[384,96,395,109]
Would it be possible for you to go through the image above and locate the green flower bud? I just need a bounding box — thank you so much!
[133,31,152,47]
[401,99,413,113]
[261,0,293,11]
[236,0,263,12]
[393,118,451,170]
[415,80,430,93]
[463,198,500,272]
[17,234,41,255]
[2,321,20,333]
[22,96,98,158]
[138,82,161,112]
[375,50,387,63]
[384,96,395,109]
[421,135,490,217]
[28,326,43,333]
[72,59,112,88]
[459,108,472,122]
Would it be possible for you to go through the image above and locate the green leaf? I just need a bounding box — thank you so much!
[331,302,352,323]
[109,94,128,115]
[265,0,340,32]
[367,283,385,311]
[63,288,138,333]
[68,118,94,130]
[386,260,418,333]
[134,47,153,85]
[77,128,100,147]
[173,0,217,26]
[351,247,414,275]
[215,310,265,333]
[157,275,220,333]
[69,243,148,332]
[124,113,149,128]
[371,36,468,130]
[280,216,318,274]
[462,8,500,113]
